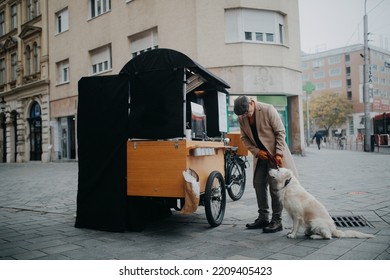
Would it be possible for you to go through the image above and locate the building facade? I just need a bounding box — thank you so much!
[0,0,50,163]
[48,0,304,160]
[302,44,390,139]
[1,0,304,162]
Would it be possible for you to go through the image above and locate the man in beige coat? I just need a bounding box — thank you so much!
[234,96,297,233]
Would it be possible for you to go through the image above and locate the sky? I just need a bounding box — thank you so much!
[298,0,390,53]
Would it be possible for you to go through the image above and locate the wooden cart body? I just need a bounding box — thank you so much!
[127,140,225,198]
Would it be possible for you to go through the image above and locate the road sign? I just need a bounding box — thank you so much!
[303,81,315,94]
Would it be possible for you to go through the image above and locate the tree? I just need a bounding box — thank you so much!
[310,92,353,136]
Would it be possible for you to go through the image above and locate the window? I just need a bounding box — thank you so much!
[313,70,324,79]
[56,8,69,34]
[266,33,274,42]
[301,62,309,70]
[329,68,341,77]
[315,82,326,90]
[11,53,17,81]
[346,66,351,76]
[348,117,354,135]
[279,24,284,44]
[225,8,285,45]
[129,28,158,57]
[34,0,39,17]
[27,0,39,20]
[245,32,252,41]
[0,11,4,36]
[347,91,352,101]
[312,59,324,68]
[30,101,41,117]
[57,59,69,84]
[328,56,341,64]
[0,58,5,85]
[25,45,31,76]
[90,45,112,74]
[27,0,33,20]
[345,54,350,62]
[11,4,17,30]
[33,43,38,73]
[90,0,111,18]
[330,80,342,88]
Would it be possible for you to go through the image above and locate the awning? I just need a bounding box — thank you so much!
[120,48,230,93]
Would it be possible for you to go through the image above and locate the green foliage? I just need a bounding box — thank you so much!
[310,92,353,134]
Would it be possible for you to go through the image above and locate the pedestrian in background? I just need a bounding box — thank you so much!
[312,131,323,150]
[234,96,298,233]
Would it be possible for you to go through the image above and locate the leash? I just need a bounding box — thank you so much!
[266,151,280,170]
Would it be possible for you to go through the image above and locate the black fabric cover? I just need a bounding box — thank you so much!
[75,75,128,232]
[120,48,230,94]
[127,69,184,139]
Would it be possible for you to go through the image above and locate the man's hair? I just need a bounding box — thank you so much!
[234,96,250,116]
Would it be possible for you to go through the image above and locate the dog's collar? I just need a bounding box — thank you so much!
[283,177,292,188]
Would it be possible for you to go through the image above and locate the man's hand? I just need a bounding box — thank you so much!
[274,154,284,167]
[257,150,268,160]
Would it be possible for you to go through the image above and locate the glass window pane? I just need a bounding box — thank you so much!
[245,32,252,40]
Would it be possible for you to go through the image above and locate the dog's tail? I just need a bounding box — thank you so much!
[333,229,374,239]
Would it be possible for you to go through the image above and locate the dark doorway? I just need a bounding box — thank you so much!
[29,102,42,161]
[1,114,5,162]
[60,116,76,160]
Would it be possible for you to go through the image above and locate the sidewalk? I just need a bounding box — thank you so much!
[0,146,389,260]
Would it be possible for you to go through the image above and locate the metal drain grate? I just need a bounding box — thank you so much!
[332,215,373,228]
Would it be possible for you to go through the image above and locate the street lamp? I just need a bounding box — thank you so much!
[303,82,315,146]
[363,0,371,152]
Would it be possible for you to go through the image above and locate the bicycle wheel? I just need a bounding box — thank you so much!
[226,158,246,201]
[204,171,226,227]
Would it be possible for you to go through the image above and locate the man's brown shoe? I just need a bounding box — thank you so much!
[263,221,283,233]
[246,219,269,229]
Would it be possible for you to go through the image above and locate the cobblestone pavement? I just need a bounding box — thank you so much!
[0,146,389,260]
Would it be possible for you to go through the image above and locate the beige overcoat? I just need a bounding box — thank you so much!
[238,101,298,177]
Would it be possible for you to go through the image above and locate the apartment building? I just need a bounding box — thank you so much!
[302,44,390,138]
[1,0,304,162]
[49,0,304,161]
[0,0,50,163]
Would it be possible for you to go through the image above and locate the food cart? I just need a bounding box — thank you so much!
[124,48,231,227]
[75,49,231,231]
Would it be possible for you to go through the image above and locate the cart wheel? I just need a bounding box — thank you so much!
[204,171,226,227]
[226,158,246,201]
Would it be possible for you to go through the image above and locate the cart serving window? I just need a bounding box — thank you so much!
[120,48,230,140]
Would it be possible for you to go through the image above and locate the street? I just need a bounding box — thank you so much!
[0,146,389,260]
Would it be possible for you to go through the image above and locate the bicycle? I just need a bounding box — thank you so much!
[224,144,249,201]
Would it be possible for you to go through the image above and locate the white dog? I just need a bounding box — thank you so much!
[268,168,374,240]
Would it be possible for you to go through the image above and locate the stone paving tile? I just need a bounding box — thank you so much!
[0,147,390,261]
[20,239,68,251]
[302,252,339,260]
[353,242,389,253]
[13,250,48,260]
[338,250,381,260]
[40,244,83,255]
